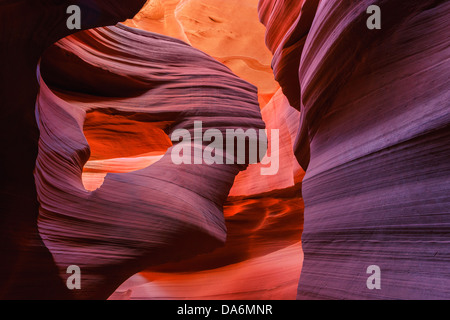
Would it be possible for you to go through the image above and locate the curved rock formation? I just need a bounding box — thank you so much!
[260,0,450,299]
[36,24,265,299]
[112,243,303,300]
[1,0,305,300]
[38,1,303,300]
[258,0,319,112]
[0,0,147,299]
[110,88,304,299]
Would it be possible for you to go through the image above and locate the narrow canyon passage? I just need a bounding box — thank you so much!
[0,0,449,300]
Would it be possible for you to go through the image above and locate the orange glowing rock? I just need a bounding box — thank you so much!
[124,0,279,107]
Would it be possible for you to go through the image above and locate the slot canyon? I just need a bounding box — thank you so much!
[0,0,448,300]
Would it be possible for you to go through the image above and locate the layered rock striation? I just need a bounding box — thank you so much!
[259,0,450,299]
